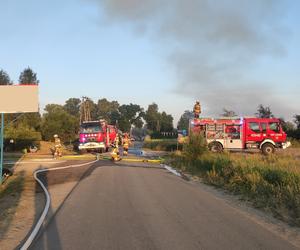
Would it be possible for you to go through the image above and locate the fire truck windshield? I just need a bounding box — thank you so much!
[80,123,102,134]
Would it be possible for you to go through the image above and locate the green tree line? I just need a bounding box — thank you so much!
[1,68,175,149]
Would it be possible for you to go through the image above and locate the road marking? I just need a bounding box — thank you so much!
[20,160,98,250]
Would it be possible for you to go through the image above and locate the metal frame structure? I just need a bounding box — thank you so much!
[0,85,39,184]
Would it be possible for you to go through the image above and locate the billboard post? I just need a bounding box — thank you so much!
[0,85,39,184]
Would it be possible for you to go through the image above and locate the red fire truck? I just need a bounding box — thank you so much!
[78,120,118,153]
[190,117,291,155]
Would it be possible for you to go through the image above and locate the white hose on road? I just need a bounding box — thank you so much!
[20,160,98,250]
[162,164,182,177]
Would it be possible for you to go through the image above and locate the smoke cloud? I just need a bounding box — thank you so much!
[93,0,293,118]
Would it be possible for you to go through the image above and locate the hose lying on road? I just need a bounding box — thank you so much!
[20,160,182,250]
[20,160,98,250]
[162,164,182,177]
[97,154,162,163]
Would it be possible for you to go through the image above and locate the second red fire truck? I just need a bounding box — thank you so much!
[78,119,118,154]
[190,117,291,155]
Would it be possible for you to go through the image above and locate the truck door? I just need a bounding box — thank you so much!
[267,121,283,142]
[225,125,243,149]
[260,122,268,141]
[246,121,264,142]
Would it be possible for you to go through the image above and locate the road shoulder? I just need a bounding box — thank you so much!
[0,155,95,250]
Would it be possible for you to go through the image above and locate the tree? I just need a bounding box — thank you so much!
[256,104,273,118]
[221,108,237,117]
[97,98,119,122]
[144,103,174,134]
[294,115,300,130]
[108,103,144,132]
[0,69,12,85]
[177,110,193,130]
[279,118,294,131]
[41,104,78,142]
[17,113,42,131]
[160,111,174,132]
[132,114,144,128]
[110,110,121,126]
[118,103,144,131]
[118,117,131,132]
[19,67,39,85]
[64,98,81,117]
[88,99,98,121]
[145,103,160,132]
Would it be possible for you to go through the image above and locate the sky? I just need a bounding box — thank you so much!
[0,0,299,124]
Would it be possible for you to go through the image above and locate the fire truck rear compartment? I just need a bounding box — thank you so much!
[206,123,244,150]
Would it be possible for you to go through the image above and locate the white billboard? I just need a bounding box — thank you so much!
[0,85,39,113]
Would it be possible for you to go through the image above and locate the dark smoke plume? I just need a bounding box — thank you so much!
[93,0,294,118]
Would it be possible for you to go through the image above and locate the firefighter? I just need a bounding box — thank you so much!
[122,133,130,156]
[193,101,201,118]
[53,134,62,159]
[110,134,121,161]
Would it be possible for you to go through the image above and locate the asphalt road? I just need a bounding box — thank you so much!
[31,161,297,250]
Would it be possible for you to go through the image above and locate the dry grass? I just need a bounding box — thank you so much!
[0,174,25,200]
[143,139,181,151]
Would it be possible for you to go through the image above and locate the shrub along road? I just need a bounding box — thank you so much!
[29,160,299,250]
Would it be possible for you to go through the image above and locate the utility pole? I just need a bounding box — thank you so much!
[80,97,92,123]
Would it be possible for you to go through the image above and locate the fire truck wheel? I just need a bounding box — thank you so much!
[261,143,275,155]
[209,142,223,153]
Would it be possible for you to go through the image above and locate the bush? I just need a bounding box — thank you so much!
[150,131,177,139]
[143,139,180,151]
[41,104,79,142]
[4,124,41,151]
[183,132,207,160]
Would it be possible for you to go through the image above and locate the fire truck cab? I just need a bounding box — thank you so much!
[190,117,291,155]
[78,120,117,153]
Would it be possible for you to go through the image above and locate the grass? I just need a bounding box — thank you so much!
[167,134,300,226]
[2,152,25,170]
[0,174,25,199]
[290,139,300,148]
[143,139,182,151]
